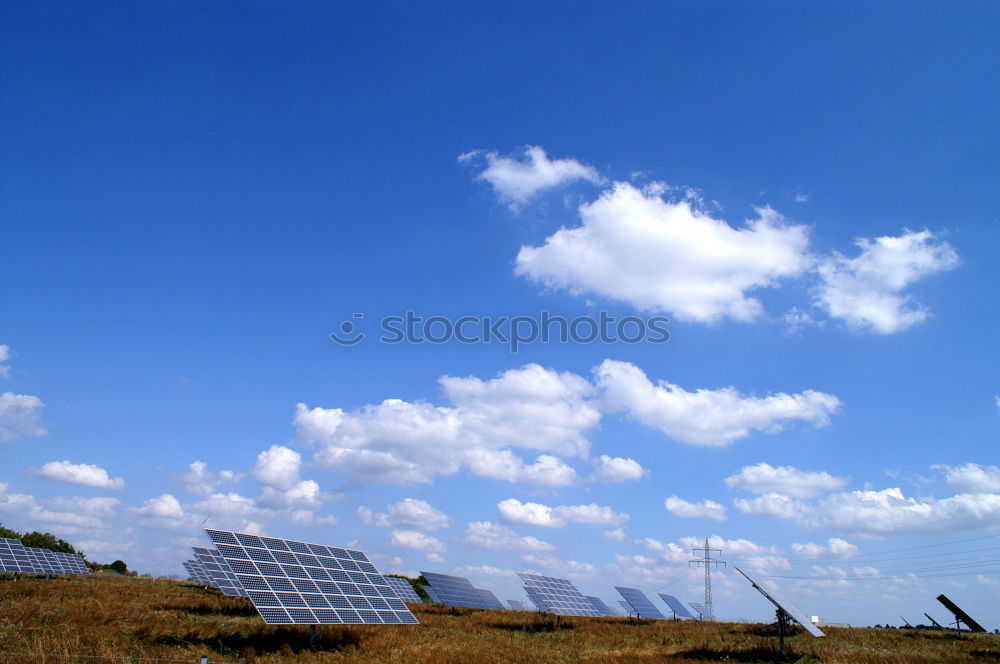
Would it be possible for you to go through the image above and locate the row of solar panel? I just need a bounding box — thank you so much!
[0,538,90,575]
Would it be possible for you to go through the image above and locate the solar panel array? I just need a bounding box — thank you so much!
[615,587,665,619]
[585,595,617,616]
[690,602,715,621]
[184,559,214,585]
[507,599,525,610]
[193,546,248,597]
[659,593,694,619]
[0,539,89,575]
[519,573,600,617]
[206,529,418,625]
[383,576,422,603]
[420,571,504,609]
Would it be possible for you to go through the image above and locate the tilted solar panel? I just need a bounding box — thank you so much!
[689,602,715,621]
[659,593,694,619]
[420,571,502,610]
[615,587,665,619]
[507,599,525,610]
[518,573,600,617]
[192,546,248,597]
[734,568,823,637]
[184,559,215,585]
[619,600,635,614]
[383,576,422,603]
[585,595,617,616]
[0,538,36,573]
[205,529,418,625]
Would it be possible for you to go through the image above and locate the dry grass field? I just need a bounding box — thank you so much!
[0,574,997,663]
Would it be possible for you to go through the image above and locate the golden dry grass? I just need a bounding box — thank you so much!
[0,574,998,663]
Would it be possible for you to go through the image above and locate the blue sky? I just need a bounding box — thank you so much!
[2,2,999,628]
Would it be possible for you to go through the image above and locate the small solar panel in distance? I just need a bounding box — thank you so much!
[421,572,502,610]
[659,594,694,619]
[689,602,714,621]
[206,529,419,626]
[508,600,525,610]
[585,596,616,616]
[192,547,247,597]
[518,573,600,617]
[384,576,422,603]
[615,587,666,620]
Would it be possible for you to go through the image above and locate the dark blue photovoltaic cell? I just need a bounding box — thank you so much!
[205,529,419,626]
[659,594,694,619]
[518,573,600,617]
[384,576,422,603]
[420,571,504,609]
[615,587,665,619]
[585,596,617,616]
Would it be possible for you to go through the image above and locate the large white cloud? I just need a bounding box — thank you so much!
[463,521,556,552]
[497,498,628,528]
[664,496,727,521]
[0,391,47,441]
[595,360,841,446]
[735,486,1000,535]
[814,230,959,334]
[0,484,117,533]
[33,460,125,490]
[130,493,188,530]
[724,463,848,498]
[389,529,446,554]
[296,364,599,485]
[358,498,452,531]
[466,145,605,208]
[516,182,811,322]
[253,445,302,490]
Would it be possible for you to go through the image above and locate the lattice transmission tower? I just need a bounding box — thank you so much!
[689,537,725,617]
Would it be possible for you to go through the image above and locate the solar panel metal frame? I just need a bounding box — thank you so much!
[936,594,986,633]
[205,529,418,625]
[659,593,694,619]
[383,576,422,603]
[518,573,600,617]
[735,567,824,638]
[615,586,666,619]
[585,595,616,616]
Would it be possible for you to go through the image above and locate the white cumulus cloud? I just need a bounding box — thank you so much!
[498,498,629,528]
[0,391,47,441]
[358,498,452,531]
[463,521,556,551]
[389,529,445,554]
[181,461,237,495]
[33,460,125,489]
[596,360,841,446]
[592,455,649,483]
[253,445,302,490]
[934,463,1000,493]
[792,538,858,558]
[516,183,811,322]
[664,496,727,521]
[724,463,848,498]
[814,229,959,334]
[470,145,605,208]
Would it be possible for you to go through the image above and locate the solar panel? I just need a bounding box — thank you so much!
[0,538,36,573]
[615,587,665,619]
[937,594,986,633]
[507,599,526,610]
[184,559,215,585]
[619,600,635,614]
[659,593,694,619]
[735,567,824,638]
[192,546,247,596]
[518,573,600,617]
[690,602,715,621]
[420,571,504,609]
[205,529,418,625]
[384,576,422,603]
[585,595,617,616]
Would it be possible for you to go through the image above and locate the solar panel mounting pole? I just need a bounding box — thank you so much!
[689,537,724,619]
[309,624,316,650]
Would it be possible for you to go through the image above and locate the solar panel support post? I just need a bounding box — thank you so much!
[776,609,788,658]
[309,624,316,650]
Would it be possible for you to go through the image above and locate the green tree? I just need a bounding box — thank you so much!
[0,524,21,540]
[109,560,128,575]
[20,531,77,554]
